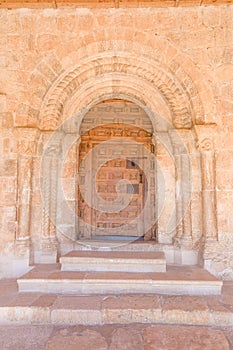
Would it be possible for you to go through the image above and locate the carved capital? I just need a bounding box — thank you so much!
[199,138,214,152]
[173,109,192,129]
[15,104,39,128]
[15,129,39,156]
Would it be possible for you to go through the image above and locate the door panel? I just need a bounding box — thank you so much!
[78,123,153,239]
[93,157,144,236]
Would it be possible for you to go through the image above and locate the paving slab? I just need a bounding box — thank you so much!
[0,324,232,350]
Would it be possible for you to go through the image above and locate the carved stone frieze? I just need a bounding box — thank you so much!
[39,54,195,131]
[85,124,152,139]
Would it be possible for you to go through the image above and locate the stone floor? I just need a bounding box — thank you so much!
[0,277,233,326]
[0,323,233,349]
[0,274,233,349]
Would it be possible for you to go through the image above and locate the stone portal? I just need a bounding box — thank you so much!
[78,100,156,240]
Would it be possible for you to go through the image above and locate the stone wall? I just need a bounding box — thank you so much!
[0,5,233,278]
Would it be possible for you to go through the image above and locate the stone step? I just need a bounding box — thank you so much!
[60,251,166,273]
[1,278,233,326]
[17,264,223,296]
[73,240,199,265]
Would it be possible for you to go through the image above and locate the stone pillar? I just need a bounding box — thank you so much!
[194,125,218,266]
[174,152,183,242]
[74,136,81,240]
[170,128,198,264]
[150,134,157,240]
[200,138,218,243]
[40,135,62,262]
[180,153,192,247]
[16,128,39,259]
[156,131,175,243]
[171,132,193,249]
[17,155,32,242]
[140,135,156,241]
[41,155,58,261]
[58,132,80,242]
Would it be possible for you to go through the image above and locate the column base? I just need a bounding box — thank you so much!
[0,240,32,278]
[33,236,58,264]
[203,239,219,260]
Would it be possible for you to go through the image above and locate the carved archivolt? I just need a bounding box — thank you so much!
[39,53,199,131]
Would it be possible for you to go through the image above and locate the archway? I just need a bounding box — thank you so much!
[77,99,156,241]
[33,45,218,267]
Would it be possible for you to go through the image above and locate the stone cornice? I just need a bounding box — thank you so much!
[0,0,232,9]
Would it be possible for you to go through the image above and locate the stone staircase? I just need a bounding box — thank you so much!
[0,244,229,327]
[17,244,223,296]
[1,277,233,327]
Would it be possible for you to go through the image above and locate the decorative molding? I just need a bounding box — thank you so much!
[39,53,198,131]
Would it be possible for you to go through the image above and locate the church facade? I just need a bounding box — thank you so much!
[0,1,233,280]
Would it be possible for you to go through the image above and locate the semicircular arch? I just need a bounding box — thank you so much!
[39,51,205,131]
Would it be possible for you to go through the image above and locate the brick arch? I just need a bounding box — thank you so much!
[39,52,201,131]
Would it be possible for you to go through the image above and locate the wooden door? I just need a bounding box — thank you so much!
[93,157,146,237]
[78,123,152,239]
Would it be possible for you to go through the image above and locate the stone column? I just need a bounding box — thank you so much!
[171,131,193,249]
[74,136,81,240]
[140,135,156,241]
[17,155,32,241]
[40,136,62,262]
[174,152,183,242]
[41,154,59,260]
[172,129,199,264]
[200,138,218,243]
[150,134,157,240]
[180,153,192,247]
[16,128,38,260]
